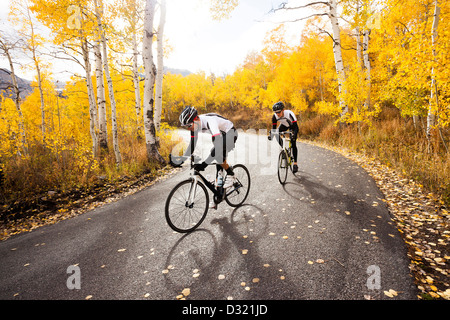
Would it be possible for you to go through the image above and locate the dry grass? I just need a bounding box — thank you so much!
[304,114,450,206]
[0,126,181,218]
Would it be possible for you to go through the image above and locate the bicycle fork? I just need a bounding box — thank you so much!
[186,175,198,208]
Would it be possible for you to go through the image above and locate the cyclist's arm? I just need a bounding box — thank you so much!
[291,121,299,135]
[268,114,277,140]
[182,132,198,158]
[288,112,299,136]
[271,114,277,130]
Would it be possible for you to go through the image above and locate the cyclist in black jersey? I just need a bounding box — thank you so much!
[268,101,299,173]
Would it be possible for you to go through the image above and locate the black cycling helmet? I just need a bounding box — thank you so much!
[272,101,285,112]
[179,106,198,126]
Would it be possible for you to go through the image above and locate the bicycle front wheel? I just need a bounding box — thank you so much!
[277,151,288,185]
[165,179,209,233]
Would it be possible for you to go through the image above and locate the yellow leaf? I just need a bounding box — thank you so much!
[182,288,190,296]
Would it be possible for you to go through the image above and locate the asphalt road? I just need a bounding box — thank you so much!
[0,131,417,300]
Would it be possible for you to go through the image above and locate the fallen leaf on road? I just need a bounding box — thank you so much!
[182,288,190,296]
[384,289,398,298]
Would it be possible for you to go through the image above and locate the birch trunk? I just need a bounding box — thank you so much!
[154,0,166,132]
[96,0,122,165]
[26,7,46,145]
[94,38,108,151]
[363,28,371,108]
[427,0,440,140]
[34,58,45,144]
[329,0,347,117]
[1,40,27,155]
[132,22,142,138]
[142,0,165,164]
[81,36,99,157]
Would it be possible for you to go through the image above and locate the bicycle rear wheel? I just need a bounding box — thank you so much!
[277,151,288,185]
[225,164,251,207]
[165,179,209,233]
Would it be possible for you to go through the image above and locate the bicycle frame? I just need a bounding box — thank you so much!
[277,130,294,165]
[186,156,240,206]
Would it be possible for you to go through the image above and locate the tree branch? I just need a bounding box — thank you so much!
[273,1,331,13]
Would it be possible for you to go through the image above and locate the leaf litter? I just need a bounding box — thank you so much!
[305,141,449,300]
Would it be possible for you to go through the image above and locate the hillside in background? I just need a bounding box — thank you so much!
[0,68,33,99]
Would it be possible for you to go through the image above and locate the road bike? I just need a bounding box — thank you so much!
[165,155,251,233]
[275,130,295,185]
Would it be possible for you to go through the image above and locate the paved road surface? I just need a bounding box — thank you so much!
[0,132,417,300]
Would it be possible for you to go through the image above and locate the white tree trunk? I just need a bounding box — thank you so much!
[1,40,27,155]
[94,38,108,151]
[363,28,371,108]
[154,0,166,132]
[81,37,99,157]
[96,0,122,165]
[427,0,440,140]
[329,0,347,117]
[142,0,164,164]
[132,28,142,137]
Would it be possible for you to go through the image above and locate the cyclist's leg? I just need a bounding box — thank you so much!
[221,128,238,173]
[276,125,289,148]
[291,131,298,173]
[291,131,298,163]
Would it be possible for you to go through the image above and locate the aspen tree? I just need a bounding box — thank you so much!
[427,0,440,141]
[94,0,121,165]
[154,0,166,132]
[0,36,28,156]
[142,0,164,164]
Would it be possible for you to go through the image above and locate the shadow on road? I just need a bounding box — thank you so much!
[163,204,305,299]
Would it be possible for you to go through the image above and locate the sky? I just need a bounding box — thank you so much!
[0,0,312,81]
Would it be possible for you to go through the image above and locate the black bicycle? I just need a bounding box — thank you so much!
[165,156,251,233]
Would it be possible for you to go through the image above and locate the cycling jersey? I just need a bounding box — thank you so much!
[184,113,237,165]
[272,110,298,129]
[198,113,234,137]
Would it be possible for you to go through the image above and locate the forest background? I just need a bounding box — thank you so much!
[0,0,449,221]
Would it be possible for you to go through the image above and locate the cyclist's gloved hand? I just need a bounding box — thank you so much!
[193,161,208,172]
[169,154,185,167]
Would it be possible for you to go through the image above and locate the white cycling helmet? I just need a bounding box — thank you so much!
[179,106,198,126]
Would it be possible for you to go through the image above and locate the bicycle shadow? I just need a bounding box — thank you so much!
[163,204,305,300]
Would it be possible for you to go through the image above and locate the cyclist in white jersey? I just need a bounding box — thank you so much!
[169,106,238,188]
[268,101,299,173]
